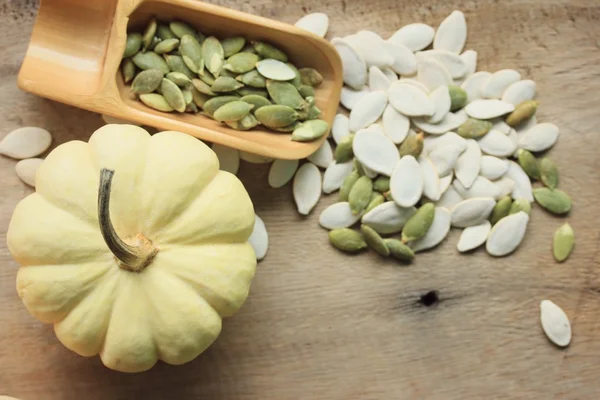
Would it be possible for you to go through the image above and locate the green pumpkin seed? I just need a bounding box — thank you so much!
[202,95,240,117]
[133,51,170,75]
[166,71,191,87]
[348,176,373,215]
[240,95,271,111]
[237,87,269,97]
[299,68,324,86]
[298,84,315,98]
[272,121,301,133]
[506,100,539,127]
[517,149,540,180]
[490,196,512,225]
[199,69,216,85]
[191,86,212,108]
[191,78,216,96]
[360,224,390,256]
[287,63,302,87]
[213,100,254,122]
[225,113,260,131]
[402,203,435,242]
[223,52,260,74]
[254,105,298,129]
[339,171,360,201]
[252,41,288,62]
[449,85,467,111]
[373,176,390,193]
[291,119,329,142]
[161,78,186,112]
[335,134,355,163]
[266,80,307,110]
[211,76,244,93]
[139,93,174,112]
[399,132,424,157]
[164,54,195,78]
[237,69,267,88]
[131,69,164,94]
[328,228,367,253]
[124,32,142,58]
[157,23,176,40]
[153,38,180,54]
[169,21,203,42]
[540,157,559,189]
[553,223,575,262]
[509,198,532,215]
[202,36,225,77]
[365,192,385,213]
[182,87,193,105]
[141,18,157,51]
[222,36,246,58]
[121,58,136,83]
[458,118,493,139]
[385,239,415,262]
[533,188,572,215]
[179,35,204,73]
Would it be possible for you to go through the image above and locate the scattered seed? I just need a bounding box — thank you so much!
[486,211,529,256]
[249,214,269,260]
[388,23,435,52]
[295,13,329,37]
[433,10,467,54]
[533,188,572,215]
[540,157,559,189]
[361,224,390,256]
[390,155,424,207]
[540,300,572,347]
[457,221,491,252]
[329,228,367,253]
[293,163,322,215]
[402,203,436,242]
[15,158,43,187]
[506,100,538,127]
[385,239,415,262]
[553,223,575,262]
[410,207,451,252]
[0,127,52,159]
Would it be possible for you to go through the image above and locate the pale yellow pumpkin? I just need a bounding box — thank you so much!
[7,125,256,373]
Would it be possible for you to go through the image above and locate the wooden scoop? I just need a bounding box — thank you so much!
[18,0,343,160]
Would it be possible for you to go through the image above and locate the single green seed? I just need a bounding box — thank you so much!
[458,118,493,139]
[121,58,136,83]
[348,176,373,215]
[169,21,201,41]
[221,36,246,58]
[339,171,360,202]
[160,78,186,112]
[553,223,575,262]
[448,85,468,111]
[490,196,512,225]
[335,134,355,163]
[373,176,390,193]
[360,224,390,257]
[533,188,572,215]
[213,100,254,122]
[267,80,307,110]
[385,239,415,262]
[132,51,170,75]
[517,149,541,180]
[365,192,385,213]
[131,69,164,94]
[202,36,225,77]
[255,105,299,128]
[402,203,435,242]
[298,84,316,98]
[252,41,288,62]
[506,100,539,127]
[123,32,142,58]
[211,76,244,93]
[179,35,204,73]
[328,228,367,253]
[202,95,240,117]
[153,38,180,54]
[539,157,559,189]
[399,132,424,157]
[223,52,260,74]
[139,93,174,112]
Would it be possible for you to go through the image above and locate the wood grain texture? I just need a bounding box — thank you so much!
[1,0,600,399]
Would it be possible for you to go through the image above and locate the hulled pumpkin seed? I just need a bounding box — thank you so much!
[132,51,170,75]
[170,21,202,41]
[121,58,136,83]
[360,224,390,256]
[225,113,260,130]
[385,239,415,262]
[402,202,435,242]
[490,195,512,225]
[141,18,157,51]
[335,134,355,163]
[348,176,373,215]
[399,132,424,157]
[517,149,540,180]
[157,23,176,40]
[240,95,271,111]
[266,80,308,110]
[298,84,316,98]
[213,101,254,122]
[131,69,164,94]
[139,93,174,112]
[192,78,216,95]
[553,223,574,262]
[182,87,193,104]
[509,198,532,215]
[449,85,467,111]
[366,192,386,213]
[373,176,390,193]
[540,157,559,189]
[223,52,260,74]
[291,119,329,142]
[211,76,244,93]
[533,188,572,215]
[506,100,539,127]
[255,105,298,128]
[179,35,204,73]
[154,38,179,54]
[202,95,240,116]
[237,87,269,97]
[299,68,324,86]
[339,171,360,201]
[252,41,288,62]
[329,228,367,253]
[164,54,195,78]
[237,69,267,88]
[457,118,492,139]
[166,71,192,87]
[202,36,225,77]
[161,78,186,112]
[222,36,246,57]
[124,32,142,58]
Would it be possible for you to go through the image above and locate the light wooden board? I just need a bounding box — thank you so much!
[1,0,600,399]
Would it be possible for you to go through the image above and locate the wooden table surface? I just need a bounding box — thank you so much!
[1,0,600,399]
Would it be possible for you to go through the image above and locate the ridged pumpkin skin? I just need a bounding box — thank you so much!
[7,125,256,373]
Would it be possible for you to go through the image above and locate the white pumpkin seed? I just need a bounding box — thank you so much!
[0,127,52,159]
[319,202,362,229]
[368,66,391,91]
[491,119,512,135]
[540,300,572,347]
[417,57,453,91]
[502,79,536,106]
[388,23,435,52]
[340,85,370,110]
[486,211,529,256]
[411,207,451,252]
[390,155,423,207]
[423,131,467,154]
[461,71,491,103]
[101,114,138,125]
[453,176,501,200]
[451,197,496,228]
[454,108,470,125]
[454,139,481,188]
[349,91,388,132]
[465,99,515,119]
[388,82,434,117]
[508,128,521,157]
[332,114,351,143]
[518,123,559,152]
[439,172,453,194]
[413,112,465,135]
[365,123,385,135]
[478,129,518,157]
[427,85,451,123]
[240,151,274,164]
[494,177,516,198]
[458,50,477,80]
[268,159,300,188]
[436,185,463,211]
[345,31,393,69]
[382,105,410,144]
[420,155,441,201]
[382,67,399,82]
[322,160,354,194]
[433,10,467,54]
[15,158,43,187]
[417,50,467,79]
[293,162,322,215]
[428,145,462,176]
[212,144,240,175]
[457,221,491,252]
[505,161,533,202]
[480,155,509,180]
[294,13,329,37]
[362,202,416,234]
[481,69,521,99]
[398,78,431,94]
[332,38,368,90]
[307,140,333,168]
[353,130,400,176]
[249,214,269,261]
[256,59,296,81]
[382,41,418,76]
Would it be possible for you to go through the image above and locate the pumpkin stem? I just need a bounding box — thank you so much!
[98,168,158,272]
